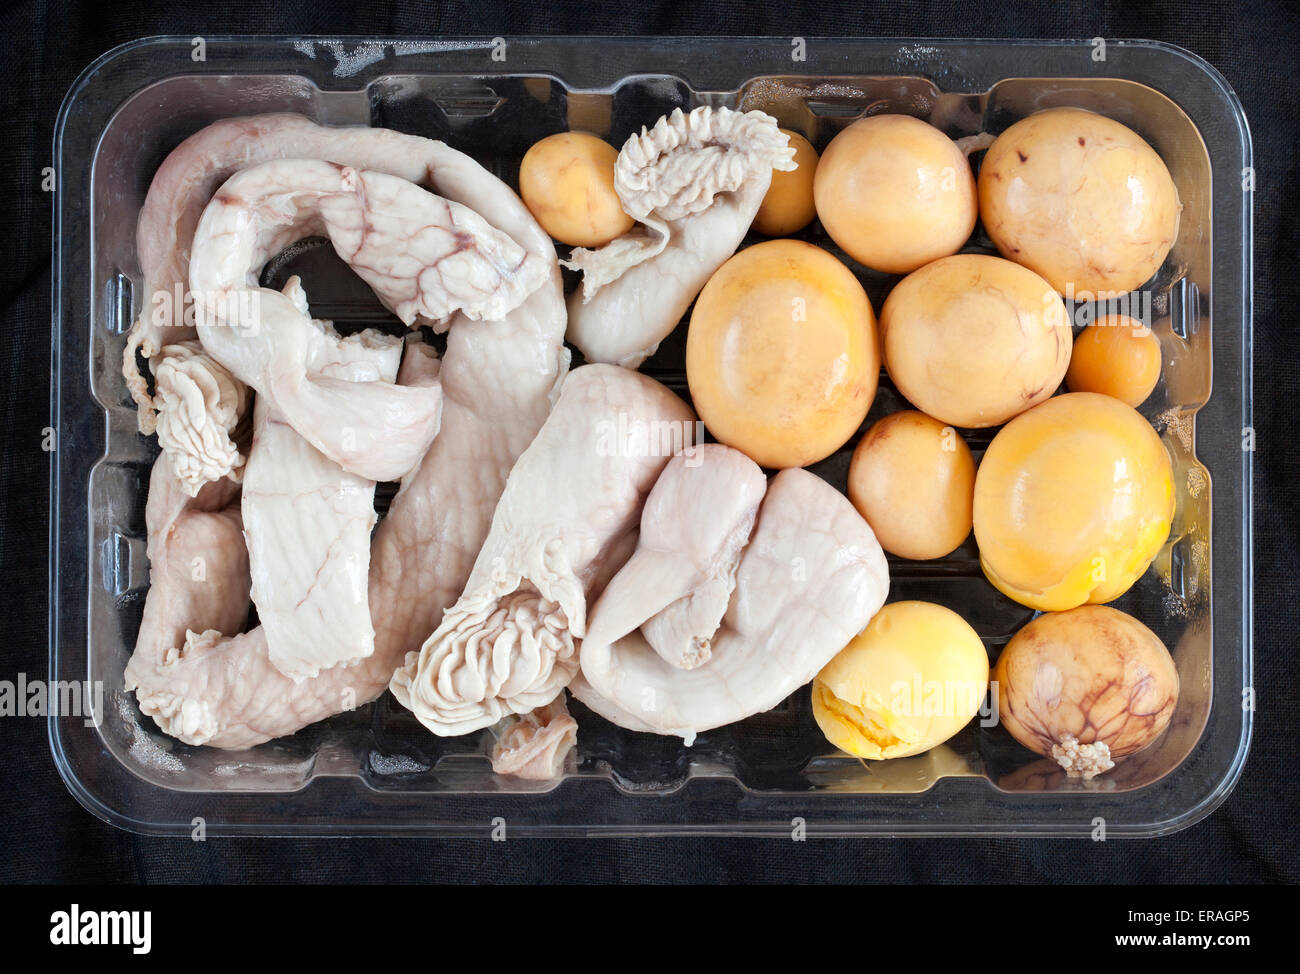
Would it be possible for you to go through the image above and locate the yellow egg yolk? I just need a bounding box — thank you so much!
[687,239,878,469]
[973,392,1175,611]
[753,129,819,237]
[1066,314,1162,407]
[519,131,634,248]
[813,601,989,760]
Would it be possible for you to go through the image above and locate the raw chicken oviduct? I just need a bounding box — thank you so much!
[125,114,569,746]
[151,340,249,496]
[563,106,796,367]
[390,364,696,736]
[122,107,890,782]
[574,465,890,742]
[241,326,408,681]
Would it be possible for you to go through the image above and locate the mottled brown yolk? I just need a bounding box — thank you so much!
[994,604,1179,776]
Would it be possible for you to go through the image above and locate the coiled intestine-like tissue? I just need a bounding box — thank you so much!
[563,106,795,367]
[573,466,890,743]
[125,121,572,748]
[390,364,696,736]
[191,158,548,483]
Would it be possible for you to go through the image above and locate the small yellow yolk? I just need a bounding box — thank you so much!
[519,131,634,248]
[847,410,976,560]
[1065,314,1162,408]
[753,129,819,237]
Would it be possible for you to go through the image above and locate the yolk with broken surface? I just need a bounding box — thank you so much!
[686,239,878,469]
[813,601,989,760]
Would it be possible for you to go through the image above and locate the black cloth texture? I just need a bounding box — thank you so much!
[1,0,1296,883]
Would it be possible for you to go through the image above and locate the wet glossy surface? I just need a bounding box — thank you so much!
[519,131,633,248]
[1066,314,1163,407]
[753,129,819,237]
[813,601,989,760]
[973,392,1176,611]
[50,38,1249,835]
[995,605,1180,763]
[880,254,1071,428]
[687,239,877,468]
[814,114,977,273]
[847,410,975,560]
[979,108,1181,298]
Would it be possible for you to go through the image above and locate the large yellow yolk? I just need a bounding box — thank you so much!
[686,239,878,469]
[978,108,1181,298]
[973,392,1175,612]
[812,601,990,760]
[879,254,1072,429]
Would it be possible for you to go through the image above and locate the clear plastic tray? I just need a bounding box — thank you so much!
[50,36,1253,836]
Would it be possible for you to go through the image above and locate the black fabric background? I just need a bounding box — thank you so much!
[2,1,1297,884]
